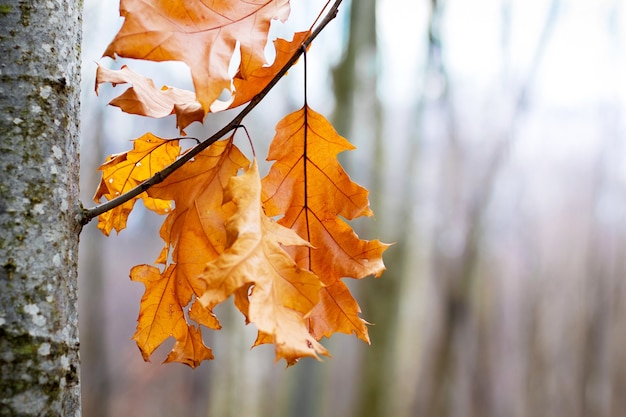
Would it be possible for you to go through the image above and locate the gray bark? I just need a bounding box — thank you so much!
[0,1,82,416]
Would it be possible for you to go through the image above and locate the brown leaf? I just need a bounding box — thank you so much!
[198,160,329,365]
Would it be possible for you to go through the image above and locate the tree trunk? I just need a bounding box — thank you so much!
[0,1,82,416]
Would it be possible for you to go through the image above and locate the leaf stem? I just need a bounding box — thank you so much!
[79,0,343,226]
[310,0,333,31]
[234,124,255,159]
[302,46,312,250]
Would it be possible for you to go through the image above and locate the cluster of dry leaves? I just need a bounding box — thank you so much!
[94,0,387,367]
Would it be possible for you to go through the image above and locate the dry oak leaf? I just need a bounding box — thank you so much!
[94,133,180,235]
[198,160,329,365]
[148,137,249,330]
[308,279,374,342]
[95,64,204,134]
[131,264,214,368]
[212,31,311,112]
[261,106,389,342]
[96,31,309,129]
[104,0,290,112]
[147,138,249,298]
[129,138,248,367]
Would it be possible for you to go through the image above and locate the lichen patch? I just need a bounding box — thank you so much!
[23,303,46,327]
[37,342,51,356]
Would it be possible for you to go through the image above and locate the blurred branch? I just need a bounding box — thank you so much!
[331,2,394,417]
[413,1,562,416]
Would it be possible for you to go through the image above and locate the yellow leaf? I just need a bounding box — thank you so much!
[130,264,214,368]
[94,133,180,235]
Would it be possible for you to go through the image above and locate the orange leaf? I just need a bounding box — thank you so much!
[104,0,291,111]
[130,264,214,368]
[213,31,311,112]
[198,160,329,365]
[309,281,370,343]
[97,32,308,127]
[148,138,249,286]
[95,64,204,134]
[261,106,389,342]
[94,133,180,235]
[129,138,249,366]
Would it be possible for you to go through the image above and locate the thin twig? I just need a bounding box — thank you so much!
[310,0,333,30]
[80,0,343,225]
[234,124,256,159]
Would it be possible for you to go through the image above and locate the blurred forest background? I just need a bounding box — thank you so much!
[78,0,626,416]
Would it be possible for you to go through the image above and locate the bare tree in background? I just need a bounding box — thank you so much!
[69,1,626,416]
